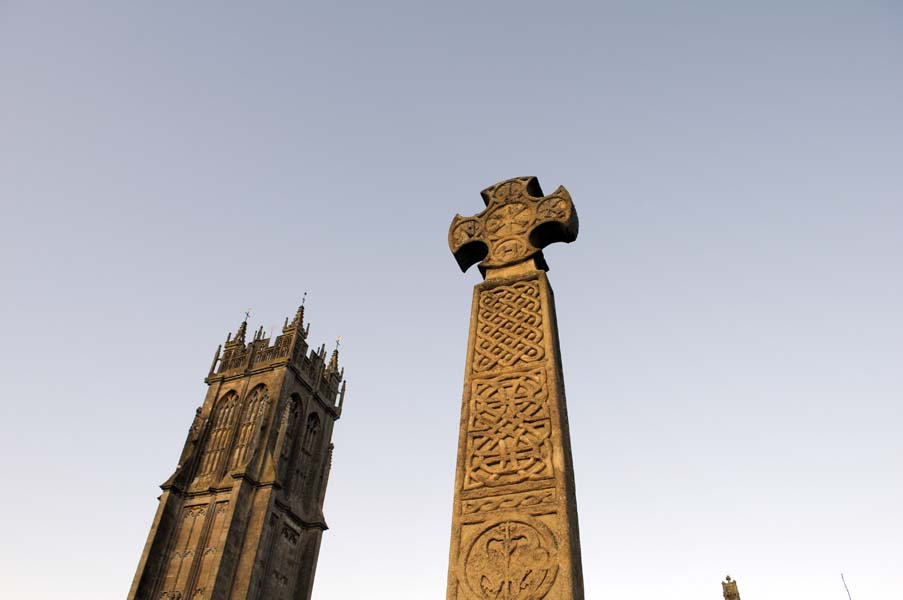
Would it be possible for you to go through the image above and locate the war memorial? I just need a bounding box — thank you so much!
[445,176,583,600]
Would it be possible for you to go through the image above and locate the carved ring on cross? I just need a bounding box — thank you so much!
[449,176,578,275]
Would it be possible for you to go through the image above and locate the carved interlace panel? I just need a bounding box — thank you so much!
[459,279,562,597]
[461,489,556,515]
[474,281,544,373]
[465,369,553,490]
[463,519,558,600]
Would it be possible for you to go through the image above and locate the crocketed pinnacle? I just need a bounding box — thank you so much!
[284,302,306,335]
[294,303,305,329]
[233,320,248,345]
[327,348,339,373]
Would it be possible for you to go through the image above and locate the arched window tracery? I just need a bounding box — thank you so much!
[302,413,320,453]
[277,395,301,479]
[229,385,269,470]
[292,412,321,503]
[197,392,239,479]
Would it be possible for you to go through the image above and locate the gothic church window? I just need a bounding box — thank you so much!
[229,385,269,470]
[277,395,300,478]
[296,413,321,504]
[302,413,320,453]
[196,392,239,478]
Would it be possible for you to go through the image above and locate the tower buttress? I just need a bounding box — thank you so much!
[129,302,346,600]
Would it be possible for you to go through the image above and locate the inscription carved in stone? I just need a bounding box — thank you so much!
[463,519,558,600]
[474,281,544,373]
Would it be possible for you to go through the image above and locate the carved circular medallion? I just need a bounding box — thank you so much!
[453,219,482,246]
[485,202,534,238]
[537,196,570,220]
[490,179,530,204]
[490,237,529,264]
[463,518,558,600]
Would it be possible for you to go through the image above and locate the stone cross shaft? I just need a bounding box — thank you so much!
[446,177,584,600]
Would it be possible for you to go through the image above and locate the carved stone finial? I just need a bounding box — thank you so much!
[449,176,578,275]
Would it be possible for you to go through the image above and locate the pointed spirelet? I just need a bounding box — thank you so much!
[233,320,248,345]
[294,303,305,330]
[209,344,222,376]
[338,380,347,410]
[282,302,307,336]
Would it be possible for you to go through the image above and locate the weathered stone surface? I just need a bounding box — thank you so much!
[722,575,741,600]
[128,305,346,600]
[449,176,578,276]
[446,177,584,600]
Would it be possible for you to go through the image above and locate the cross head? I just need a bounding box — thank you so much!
[449,176,579,275]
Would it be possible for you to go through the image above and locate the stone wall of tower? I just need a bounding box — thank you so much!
[129,308,346,600]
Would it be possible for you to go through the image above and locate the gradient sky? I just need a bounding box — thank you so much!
[1,2,901,599]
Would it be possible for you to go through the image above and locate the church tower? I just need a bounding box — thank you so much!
[128,303,346,600]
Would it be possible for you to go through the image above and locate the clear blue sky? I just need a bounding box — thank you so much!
[1,2,901,599]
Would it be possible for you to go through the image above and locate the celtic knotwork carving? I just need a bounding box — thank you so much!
[474,281,544,373]
[470,369,549,430]
[465,369,553,490]
[463,518,558,600]
[449,176,578,273]
[462,489,556,515]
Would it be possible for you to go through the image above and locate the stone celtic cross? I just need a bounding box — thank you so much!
[449,176,578,275]
[446,176,584,600]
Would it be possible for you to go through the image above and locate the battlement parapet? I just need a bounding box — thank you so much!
[206,304,345,410]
